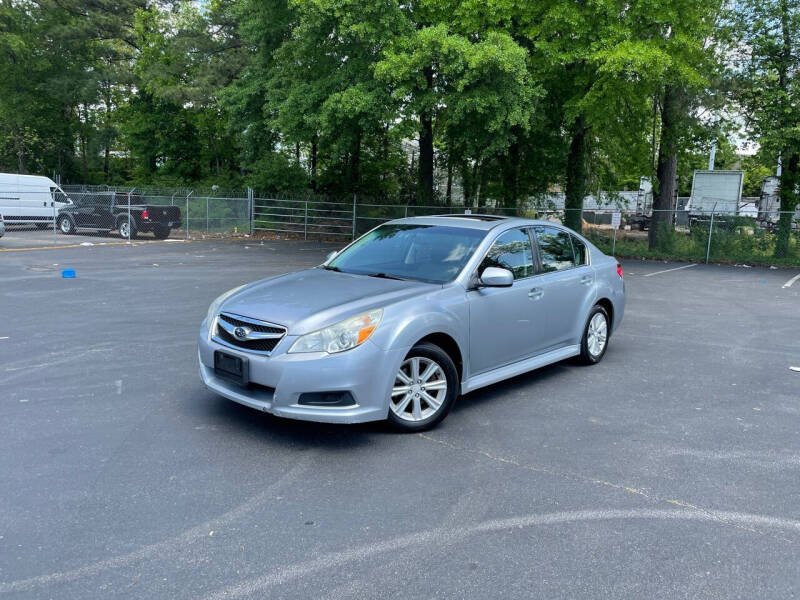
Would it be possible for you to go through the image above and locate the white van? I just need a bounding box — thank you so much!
[0,173,72,226]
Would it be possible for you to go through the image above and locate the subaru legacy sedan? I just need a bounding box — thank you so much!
[198,215,625,431]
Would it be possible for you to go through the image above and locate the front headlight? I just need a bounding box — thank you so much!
[288,309,383,354]
[206,284,247,330]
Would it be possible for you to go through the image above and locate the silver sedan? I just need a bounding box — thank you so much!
[198,215,625,431]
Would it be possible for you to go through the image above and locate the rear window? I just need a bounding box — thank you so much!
[571,235,588,265]
[534,226,576,272]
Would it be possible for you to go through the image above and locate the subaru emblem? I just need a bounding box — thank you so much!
[233,326,250,340]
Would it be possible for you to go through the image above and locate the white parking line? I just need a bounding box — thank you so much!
[643,264,697,277]
[782,273,800,289]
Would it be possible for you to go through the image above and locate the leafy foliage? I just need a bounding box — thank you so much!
[0,0,795,260]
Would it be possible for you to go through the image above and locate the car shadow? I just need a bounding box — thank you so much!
[190,360,577,444]
[190,390,393,450]
[452,360,573,416]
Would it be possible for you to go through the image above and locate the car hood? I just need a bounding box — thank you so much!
[220,268,436,334]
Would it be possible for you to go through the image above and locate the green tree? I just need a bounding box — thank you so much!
[734,0,799,257]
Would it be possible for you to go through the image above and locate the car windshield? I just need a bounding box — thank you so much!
[327,223,487,284]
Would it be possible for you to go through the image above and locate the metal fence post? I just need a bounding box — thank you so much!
[352,193,357,240]
[248,188,254,234]
[206,197,209,233]
[705,203,717,264]
[185,191,193,240]
[304,201,308,240]
[127,189,133,246]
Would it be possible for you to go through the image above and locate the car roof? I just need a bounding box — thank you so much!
[386,214,565,231]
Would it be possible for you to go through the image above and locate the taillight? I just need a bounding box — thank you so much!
[616,263,624,278]
[141,208,149,220]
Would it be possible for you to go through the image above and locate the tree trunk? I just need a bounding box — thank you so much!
[502,138,521,212]
[15,130,26,174]
[310,134,318,192]
[461,161,472,208]
[476,162,488,209]
[774,0,797,258]
[418,66,435,205]
[564,117,588,232]
[775,151,799,258]
[103,92,111,178]
[445,156,453,208]
[79,104,89,182]
[649,85,683,249]
[350,132,361,193]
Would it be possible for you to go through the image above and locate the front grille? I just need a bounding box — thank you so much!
[219,313,285,334]
[213,312,286,354]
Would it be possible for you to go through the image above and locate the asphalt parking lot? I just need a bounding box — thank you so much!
[0,224,185,251]
[1,237,799,599]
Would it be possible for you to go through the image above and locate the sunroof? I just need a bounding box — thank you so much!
[434,214,508,221]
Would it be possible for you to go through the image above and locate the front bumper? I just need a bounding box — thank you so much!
[198,321,408,424]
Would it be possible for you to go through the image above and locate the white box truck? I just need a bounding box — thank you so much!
[0,173,72,227]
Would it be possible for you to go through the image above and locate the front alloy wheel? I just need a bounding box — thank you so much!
[387,342,458,431]
[58,216,75,235]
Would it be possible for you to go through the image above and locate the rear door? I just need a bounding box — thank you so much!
[530,226,595,351]
[71,196,94,227]
[467,227,539,374]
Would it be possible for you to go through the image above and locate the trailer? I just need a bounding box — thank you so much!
[756,175,800,232]
[686,170,744,216]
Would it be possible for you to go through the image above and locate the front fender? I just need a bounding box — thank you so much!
[368,287,469,369]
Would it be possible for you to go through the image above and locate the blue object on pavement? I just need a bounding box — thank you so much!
[62,268,76,278]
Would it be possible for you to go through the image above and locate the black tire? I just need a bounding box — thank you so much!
[578,304,610,365]
[57,215,75,235]
[117,217,137,240]
[386,342,459,432]
[152,225,170,240]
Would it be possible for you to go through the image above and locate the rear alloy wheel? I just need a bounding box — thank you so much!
[387,342,458,432]
[118,219,137,240]
[578,305,609,365]
[58,215,75,235]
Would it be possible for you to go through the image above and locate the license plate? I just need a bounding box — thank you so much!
[214,351,249,386]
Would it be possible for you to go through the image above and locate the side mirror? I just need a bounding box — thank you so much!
[325,250,338,263]
[479,267,514,287]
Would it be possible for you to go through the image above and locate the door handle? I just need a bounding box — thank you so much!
[580,275,593,285]
[528,287,543,300]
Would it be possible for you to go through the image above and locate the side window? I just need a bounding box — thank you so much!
[534,226,576,272]
[479,228,534,280]
[571,235,588,265]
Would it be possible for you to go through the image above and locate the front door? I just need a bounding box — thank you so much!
[468,227,539,375]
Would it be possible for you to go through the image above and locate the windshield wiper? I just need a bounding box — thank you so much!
[322,265,343,272]
[365,272,406,281]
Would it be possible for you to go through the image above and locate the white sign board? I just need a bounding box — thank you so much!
[611,212,621,229]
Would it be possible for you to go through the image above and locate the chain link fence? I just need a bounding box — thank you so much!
[1,183,799,264]
[579,208,800,265]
